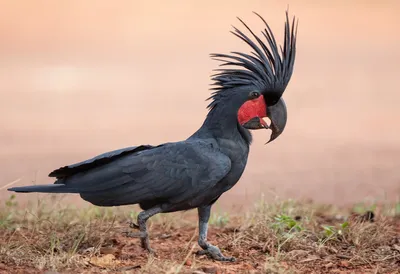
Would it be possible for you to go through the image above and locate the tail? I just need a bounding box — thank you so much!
[8,184,80,194]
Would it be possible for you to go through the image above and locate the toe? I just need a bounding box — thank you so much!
[129,222,139,229]
[196,246,235,262]
[223,256,236,262]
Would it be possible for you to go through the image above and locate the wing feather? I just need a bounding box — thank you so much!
[49,145,155,178]
[71,141,231,207]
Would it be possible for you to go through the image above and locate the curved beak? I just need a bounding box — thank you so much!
[266,98,287,143]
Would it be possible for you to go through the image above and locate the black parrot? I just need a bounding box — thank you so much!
[9,12,297,261]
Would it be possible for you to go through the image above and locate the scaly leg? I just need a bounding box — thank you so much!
[196,205,235,262]
[125,206,162,253]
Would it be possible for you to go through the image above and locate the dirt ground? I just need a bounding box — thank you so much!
[0,203,399,274]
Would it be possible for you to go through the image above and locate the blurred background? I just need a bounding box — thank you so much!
[0,0,399,210]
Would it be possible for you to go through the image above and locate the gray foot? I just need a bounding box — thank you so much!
[197,245,236,262]
[196,206,236,262]
[123,207,162,254]
[124,231,154,253]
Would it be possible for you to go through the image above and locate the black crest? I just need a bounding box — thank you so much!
[208,11,298,109]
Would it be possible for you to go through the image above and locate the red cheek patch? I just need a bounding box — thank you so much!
[237,95,267,125]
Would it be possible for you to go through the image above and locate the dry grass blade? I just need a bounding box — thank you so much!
[0,178,22,191]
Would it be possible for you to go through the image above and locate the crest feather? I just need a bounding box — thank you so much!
[208,11,298,110]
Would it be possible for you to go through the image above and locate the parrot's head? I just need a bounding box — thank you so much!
[210,11,297,144]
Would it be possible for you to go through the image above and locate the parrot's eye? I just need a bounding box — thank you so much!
[248,91,261,99]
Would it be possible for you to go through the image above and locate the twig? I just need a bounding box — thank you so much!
[336,254,352,259]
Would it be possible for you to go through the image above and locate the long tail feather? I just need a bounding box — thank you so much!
[8,184,80,193]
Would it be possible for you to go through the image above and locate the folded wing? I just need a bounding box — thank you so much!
[77,141,232,207]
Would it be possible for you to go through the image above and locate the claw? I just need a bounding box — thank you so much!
[129,221,139,229]
[123,231,155,254]
[196,245,236,262]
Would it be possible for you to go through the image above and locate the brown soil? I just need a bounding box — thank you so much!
[0,207,399,274]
